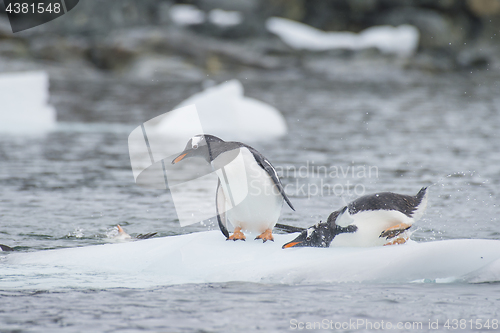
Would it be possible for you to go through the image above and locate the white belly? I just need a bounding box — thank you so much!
[331,210,413,247]
[213,148,283,233]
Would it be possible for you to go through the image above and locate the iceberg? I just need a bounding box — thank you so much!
[153,80,288,142]
[0,71,56,133]
[3,231,500,289]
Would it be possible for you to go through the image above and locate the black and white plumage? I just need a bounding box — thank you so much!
[172,134,294,241]
[113,225,157,240]
[283,187,428,248]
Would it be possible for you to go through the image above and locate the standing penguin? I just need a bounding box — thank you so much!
[283,187,428,248]
[172,134,294,242]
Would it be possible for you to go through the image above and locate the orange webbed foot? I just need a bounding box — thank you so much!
[255,229,274,243]
[227,227,246,241]
[384,238,407,246]
[380,223,412,239]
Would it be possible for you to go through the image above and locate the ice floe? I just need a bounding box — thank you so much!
[3,231,500,289]
[0,71,56,133]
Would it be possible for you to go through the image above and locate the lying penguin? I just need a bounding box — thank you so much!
[172,134,295,242]
[283,187,428,248]
[110,225,157,240]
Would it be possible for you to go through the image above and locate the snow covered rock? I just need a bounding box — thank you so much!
[266,17,419,57]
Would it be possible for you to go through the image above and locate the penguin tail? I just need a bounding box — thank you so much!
[412,186,429,221]
[416,187,428,201]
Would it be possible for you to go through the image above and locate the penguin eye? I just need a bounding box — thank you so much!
[306,236,311,241]
[193,144,198,149]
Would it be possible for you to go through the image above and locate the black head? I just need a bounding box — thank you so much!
[172,134,225,164]
[282,219,357,249]
[282,223,334,248]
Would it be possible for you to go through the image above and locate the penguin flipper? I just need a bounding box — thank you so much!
[274,223,305,233]
[248,148,295,211]
[332,206,353,227]
[136,232,158,239]
[216,179,230,238]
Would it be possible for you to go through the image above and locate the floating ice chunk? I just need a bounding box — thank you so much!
[266,17,420,57]
[0,71,56,133]
[154,80,287,141]
[4,232,500,289]
[208,9,243,27]
[169,4,205,26]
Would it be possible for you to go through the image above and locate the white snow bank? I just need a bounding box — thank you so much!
[208,9,243,27]
[0,71,56,133]
[169,4,205,26]
[153,80,287,141]
[3,231,500,289]
[169,5,243,27]
[266,17,420,57]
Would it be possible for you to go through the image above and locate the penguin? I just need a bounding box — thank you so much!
[283,187,428,248]
[172,134,295,242]
[109,225,157,240]
[117,225,157,240]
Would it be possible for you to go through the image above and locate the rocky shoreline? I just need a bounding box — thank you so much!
[0,0,499,82]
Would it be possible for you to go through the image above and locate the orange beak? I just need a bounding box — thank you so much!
[282,242,301,249]
[172,153,187,164]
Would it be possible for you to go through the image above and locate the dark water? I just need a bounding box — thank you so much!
[1,72,500,332]
[1,283,500,332]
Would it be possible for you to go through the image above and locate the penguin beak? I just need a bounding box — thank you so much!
[282,241,302,249]
[172,152,188,164]
[282,230,311,249]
